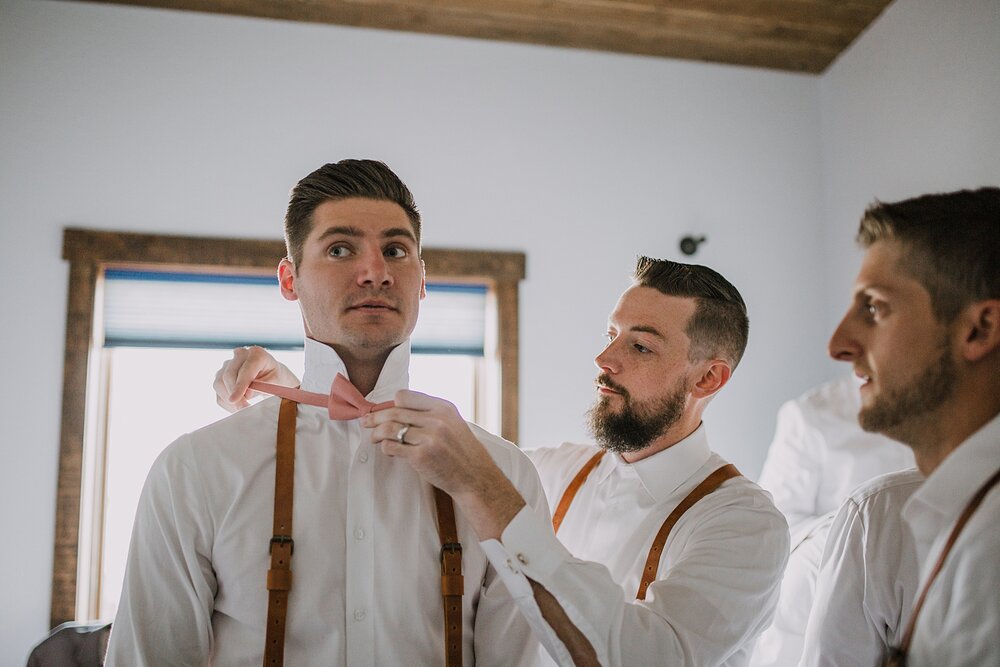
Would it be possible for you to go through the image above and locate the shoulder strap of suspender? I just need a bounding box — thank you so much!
[264,398,297,666]
[551,451,742,601]
[552,450,606,533]
[434,487,464,667]
[636,463,740,600]
[885,465,1000,667]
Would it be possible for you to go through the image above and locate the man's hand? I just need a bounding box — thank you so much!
[213,346,299,412]
[368,393,600,666]
[362,390,526,540]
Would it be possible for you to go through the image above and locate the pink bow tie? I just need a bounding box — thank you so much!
[250,373,394,420]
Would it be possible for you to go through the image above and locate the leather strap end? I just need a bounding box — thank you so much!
[267,568,293,591]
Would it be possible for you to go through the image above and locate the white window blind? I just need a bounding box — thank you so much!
[102,269,487,355]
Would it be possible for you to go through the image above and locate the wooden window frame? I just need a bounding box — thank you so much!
[52,227,524,626]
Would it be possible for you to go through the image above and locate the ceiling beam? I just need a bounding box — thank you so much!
[70,0,893,73]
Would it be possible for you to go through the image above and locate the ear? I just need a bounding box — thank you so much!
[958,299,1000,362]
[690,359,732,399]
[278,258,298,302]
[419,259,427,300]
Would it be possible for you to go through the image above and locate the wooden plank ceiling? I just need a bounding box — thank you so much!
[74,0,894,73]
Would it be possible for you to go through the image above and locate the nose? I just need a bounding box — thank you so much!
[358,248,392,288]
[594,342,620,374]
[828,310,860,363]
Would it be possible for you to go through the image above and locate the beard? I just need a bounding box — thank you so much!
[587,374,688,454]
[859,341,956,438]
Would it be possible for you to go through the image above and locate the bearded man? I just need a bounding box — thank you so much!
[216,256,789,666]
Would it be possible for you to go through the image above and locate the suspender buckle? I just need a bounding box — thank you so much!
[441,542,462,558]
[270,535,295,555]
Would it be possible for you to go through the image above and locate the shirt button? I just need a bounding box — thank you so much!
[359,451,369,463]
[354,608,366,621]
[354,528,366,540]
[517,553,529,565]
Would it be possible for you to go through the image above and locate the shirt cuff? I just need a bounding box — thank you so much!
[479,509,577,667]
[479,505,573,598]
[501,504,574,580]
[480,538,534,600]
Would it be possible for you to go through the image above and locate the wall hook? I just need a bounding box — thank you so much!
[679,235,707,256]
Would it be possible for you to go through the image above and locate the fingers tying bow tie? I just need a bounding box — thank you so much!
[251,373,394,420]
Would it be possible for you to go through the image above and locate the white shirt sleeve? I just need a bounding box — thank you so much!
[484,499,789,666]
[749,515,833,667]
[758,400,824,528]
[473,446,558,667]
[105,437,217,666]
[480,538,574,666]
[799,499,887,667]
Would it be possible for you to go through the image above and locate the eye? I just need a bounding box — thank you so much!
[328,244,353,258]
[633,343,651,353]
[384,244,408,259]
[861,297,888,321]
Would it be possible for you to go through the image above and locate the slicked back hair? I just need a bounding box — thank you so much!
[633,256,749,369]
[284,159,421,265]
[857,187,1000,323]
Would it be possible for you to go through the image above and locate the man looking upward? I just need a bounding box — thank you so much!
[218,258,790,666]
[107,160,546,665]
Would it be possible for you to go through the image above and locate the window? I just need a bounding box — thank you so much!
[53,228,524,626]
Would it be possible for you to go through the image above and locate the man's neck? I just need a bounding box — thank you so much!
[904,382,1000,476]
[328,344,393,397]
[619,412,703,464]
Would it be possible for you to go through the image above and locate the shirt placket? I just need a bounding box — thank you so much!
[343,419,376,665]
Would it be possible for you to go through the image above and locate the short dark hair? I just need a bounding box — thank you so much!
[284,159,421,265]
[858,187,999,323]
[633,256,749,369]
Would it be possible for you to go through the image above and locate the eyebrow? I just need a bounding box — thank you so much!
[630,325,666,339]
[315,225,417,243]
[854,284,898,300]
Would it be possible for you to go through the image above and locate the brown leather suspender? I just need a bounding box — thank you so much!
[884,466,1000,667]
[552,450,606,533]
[434,486,465,667]
[636,463,739,599]
[552,449,741,600]
[262,400,464,667]
[264,398,297,667]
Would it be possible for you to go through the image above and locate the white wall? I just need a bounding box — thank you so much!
[818,0,1000,338]
[1,0,995,661]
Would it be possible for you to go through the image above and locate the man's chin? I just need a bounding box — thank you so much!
[316,327,410,354]
[857,409,883,434]
[857,401,905,436]
[591,402,624,421]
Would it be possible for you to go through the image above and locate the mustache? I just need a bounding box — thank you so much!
[595,374,629,399]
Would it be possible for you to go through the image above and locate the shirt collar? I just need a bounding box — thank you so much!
[601,423,713,503]
[903,412,1000,531]
[299,337,410,404]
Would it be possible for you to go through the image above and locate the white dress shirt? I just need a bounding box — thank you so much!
[798,468,923,667]
[902,413,1000,666]
[749,513,834,667]
[758,376,915,530]
[483,425,789,667]
[106,338,547,666]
